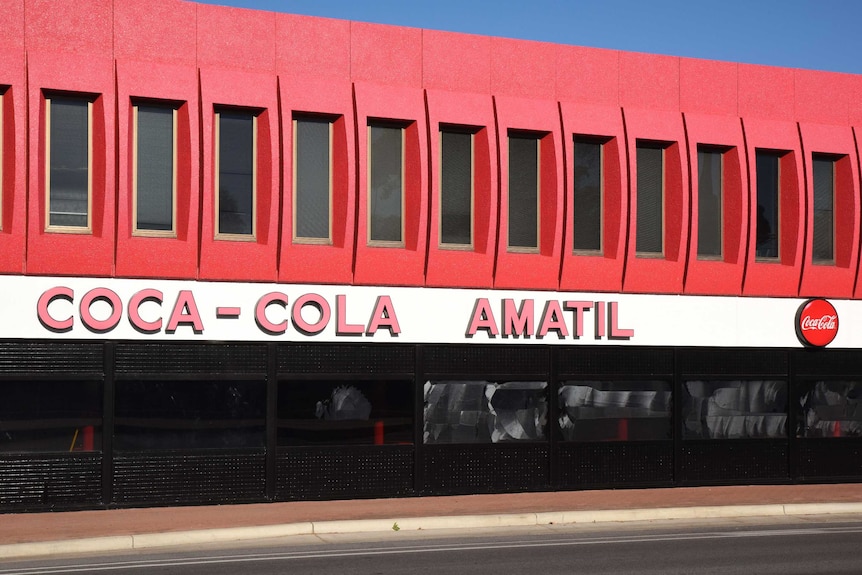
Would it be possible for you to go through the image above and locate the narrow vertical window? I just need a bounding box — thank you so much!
[294,117,331,242]
[133,103,176,236]
[573,137,602,253]
[0,90,4,230]
[216,110,256,238]
[812,155,835,263]
[440,129,473,247]
[697,147,723,258]
[46,96,92,231]
[636,142,663,255]
[368,123,403,245]
[508,134,539,251]
[755,151,780,259]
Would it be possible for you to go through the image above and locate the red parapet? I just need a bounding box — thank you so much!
[0,1,25,274]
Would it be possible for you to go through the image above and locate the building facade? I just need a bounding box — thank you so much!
[1,0,862,511]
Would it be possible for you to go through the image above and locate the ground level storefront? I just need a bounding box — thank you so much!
[2,341,860,512]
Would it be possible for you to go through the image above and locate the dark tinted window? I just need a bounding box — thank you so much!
[573,138,602,252]
[755,151,780,259]
[682,380,787,439]
[812,155,834,262]
[49,97,89,228]
[508,135,539,250]
[115,379,265,450]
[218,111,255,236]
[278,379,413,445]
[798,380,862,438]
[136,104,174,232]
[369,124,403,243]
[440,130,472,246]
[697,147,723,258]
[295,117,331,240]
[636,143,663,254]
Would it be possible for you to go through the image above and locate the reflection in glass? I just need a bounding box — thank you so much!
[683,380,787,439]
[278,379,413,446]
[136,105,174,232]
[558,381,671,442]
[798,381,862,438]
[0,380,102,453]
[369,125,403,243]
[295,118,331,240]
[424,380,547,444]
[755,151,780,258]
[114,379,265,450]
[49,98,89,228]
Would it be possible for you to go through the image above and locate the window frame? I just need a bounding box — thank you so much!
[635,140,666,257]
[696,145,726,260]
[507,132,541,254]
[214,108,258,241]
[292,115,334,245]
[132,102,178,238]
[367,121,406,248]
[438,126,475,250]
[754,149,783,262]
[45,95,93,234]
[572,135,606,255]
[811,153,837,265]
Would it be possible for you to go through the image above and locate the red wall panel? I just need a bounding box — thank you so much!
[683,113,747,295]
[0,0,25,274]
[423,30,491,93]
[555,45,619,107]
[558,102,627,293]
[680,58,738,117]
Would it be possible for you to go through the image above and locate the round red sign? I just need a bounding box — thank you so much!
[795,298,839,347]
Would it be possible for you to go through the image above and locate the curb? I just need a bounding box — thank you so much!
[2,503,862,560]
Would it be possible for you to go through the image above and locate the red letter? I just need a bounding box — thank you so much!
[594,301,606,338]
[292,294,331,335]
[608,301,635,339]
[538,300,569,338]
[503,299,534,337]
[336,294,364,336]
[564,300,592,338]
[80,288,123,333]
[37,286,74,333]
[466,298,498,337]
[166,290,204,334]
[128,289,163,334]
[255,292,288,335]
[367,295,401,336]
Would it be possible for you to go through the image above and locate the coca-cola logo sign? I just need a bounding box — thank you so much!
[795,298,839,347]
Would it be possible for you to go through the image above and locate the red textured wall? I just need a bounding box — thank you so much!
[4,0,862,301]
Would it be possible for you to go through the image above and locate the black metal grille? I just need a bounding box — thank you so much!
[0,342,103,374]
[278,344,414,374]
[423,345,548,376]
[793,349,862,376]
[795,439,862,480]
[0,454,102,511]
[680,440,788,482]
[115,343,267,374]
[678,349,788,376]
[112,451,265,506]
[276,446,413,500]
[556,347,673,376]
[423,444,549,494]
[557,441,674,487]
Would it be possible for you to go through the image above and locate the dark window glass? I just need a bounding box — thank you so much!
[573,138,602,252]
[218,111,255,236]
[424,380,547,444]
[697,148,723,258]
[558,380,672,442]
[278,379,413,446]
[508,135,539,250]
[49,97,89,228]
[295,117,330,240]
[136,105,174,232]
[369,124,403,243]
[798,381,862,438]
[440,130,472,246]
[636,143,663,254]
[114,379,265,450]
[755,151,780,259]
[682,380,787,439]
[812,155,834,262]
[0,380,102,453]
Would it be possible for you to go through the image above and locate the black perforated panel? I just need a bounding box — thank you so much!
[680,440,788,482]
[557,442,673,487]
[0,342,103,374]
[277,446,413,500]
[424,346,548,376]
[0,454,102,511]
[278,344,414,374]
[795,439,862,480]
[423,444,549,494]
[115,343,267,374]
[112,451,265,505]
[793,349,862,376]
[678,349,788,376]
[556,347,673,376]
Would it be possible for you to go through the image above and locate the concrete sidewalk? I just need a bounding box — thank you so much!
[1,484,861,559]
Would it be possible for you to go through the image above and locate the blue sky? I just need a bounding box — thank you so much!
[197,0,862,75]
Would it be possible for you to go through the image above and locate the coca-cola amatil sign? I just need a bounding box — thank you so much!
[795,298,839,347]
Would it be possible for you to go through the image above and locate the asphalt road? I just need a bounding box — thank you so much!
[3,517,862,574]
